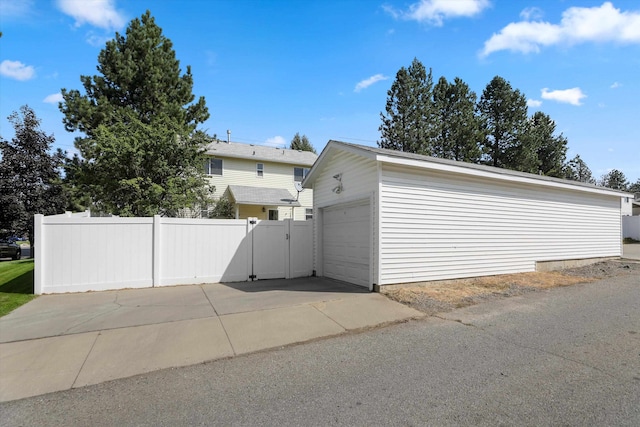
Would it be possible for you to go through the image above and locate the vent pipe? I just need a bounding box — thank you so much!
[227,129,231,144]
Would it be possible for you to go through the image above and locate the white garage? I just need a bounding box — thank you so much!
[303,141,629,290]
[322,200,371,287]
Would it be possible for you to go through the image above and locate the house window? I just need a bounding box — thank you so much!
[294,167,309,183]
[269,209,279,220]
[204,158,222,176]
[256,163,264,178]
[305,208,313,220]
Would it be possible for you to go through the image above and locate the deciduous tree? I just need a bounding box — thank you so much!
[59,11,210,216]
[0,105,66,250]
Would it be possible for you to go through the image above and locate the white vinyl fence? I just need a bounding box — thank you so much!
[623,216,640,240]
[34,215,313,294]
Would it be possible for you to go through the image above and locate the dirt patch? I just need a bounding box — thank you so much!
[382,260,640,316]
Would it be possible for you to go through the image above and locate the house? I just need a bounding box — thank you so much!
[203,140,317,220]
[621,193,639,216]
[303,140,630,290]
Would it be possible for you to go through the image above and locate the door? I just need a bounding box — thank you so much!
[322,200,370,288]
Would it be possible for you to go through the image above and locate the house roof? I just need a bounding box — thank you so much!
[227,185,301,207]
[205,140,317,166]
[303,140,632,198]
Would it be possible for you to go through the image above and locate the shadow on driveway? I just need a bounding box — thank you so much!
[219,276,368,294]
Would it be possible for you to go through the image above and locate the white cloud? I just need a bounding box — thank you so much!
[85,31,111,47]
[0,60,35,81]
[0,0,33,17]
[56,0,126,30]
[610,81,621,88]
[43,93,64,104]
[385,0,490,26]
[520,7,543,21]
[354,74,388,92]
[541,87,586,106]
[264,136,286,148]
[481,2,640,57]
[527,99,543,108]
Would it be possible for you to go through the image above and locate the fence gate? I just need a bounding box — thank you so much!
[249,218,313,281]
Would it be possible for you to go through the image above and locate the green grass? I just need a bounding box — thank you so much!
[0,259,36,317]
[623,237,639,244]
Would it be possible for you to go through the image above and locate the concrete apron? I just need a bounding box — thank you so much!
[0,277,422,402]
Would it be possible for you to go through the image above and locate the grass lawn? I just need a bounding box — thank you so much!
[0,258,36,317]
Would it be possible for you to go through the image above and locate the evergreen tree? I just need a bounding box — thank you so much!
[628,179,640,194]
[0,105,66,250]
[477,76,529,169]
[599,169,629,191]
[431,76,482,162]
[521,111,568,177]
[379,58,434,154]
[290,133,316,153]
[565,154,595,184]
[59,11,210,216]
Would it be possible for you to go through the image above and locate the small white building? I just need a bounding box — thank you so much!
[303,141,629,290]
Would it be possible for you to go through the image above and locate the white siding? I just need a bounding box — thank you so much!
[311,151,378,277]
[379,165,622,285]
[311,151,378,208]
[205,157,313,220]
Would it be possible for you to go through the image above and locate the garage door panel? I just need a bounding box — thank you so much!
[322,201,370,288]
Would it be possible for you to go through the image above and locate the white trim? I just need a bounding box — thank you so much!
[314,191,373,209]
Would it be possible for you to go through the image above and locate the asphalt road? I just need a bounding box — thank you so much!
[2,274,639,426]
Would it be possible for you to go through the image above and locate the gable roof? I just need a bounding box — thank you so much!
[206,140,317,166]
[304,140,631,198]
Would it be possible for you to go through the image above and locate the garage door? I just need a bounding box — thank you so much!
[322,200,370,288]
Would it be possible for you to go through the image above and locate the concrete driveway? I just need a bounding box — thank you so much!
[623,243,640,260]
[0,277,422,402]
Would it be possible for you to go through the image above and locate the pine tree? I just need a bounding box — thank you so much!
[0,106,66,250]
[59,11,210,216]
[599,169,629,191]
[565,155,595,184]
[477,76,529,169]
[290,133,316,153]
[431,76,482,162]
[521,112,568,177]
[379,58,434,154]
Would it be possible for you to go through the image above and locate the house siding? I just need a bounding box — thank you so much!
[311,150,378,276]
[206,157,313,221]
[379,164,621,285]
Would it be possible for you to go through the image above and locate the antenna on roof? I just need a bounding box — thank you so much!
[226,129,231,144]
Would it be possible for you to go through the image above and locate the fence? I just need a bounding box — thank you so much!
[34,215,313,294]
[623,216,640,240]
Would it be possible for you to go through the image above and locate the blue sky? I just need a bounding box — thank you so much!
[1,0,638,183]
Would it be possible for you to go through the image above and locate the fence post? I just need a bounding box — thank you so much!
[285,219,292,279]
[34,214,44,294]
[152,215,161,287]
